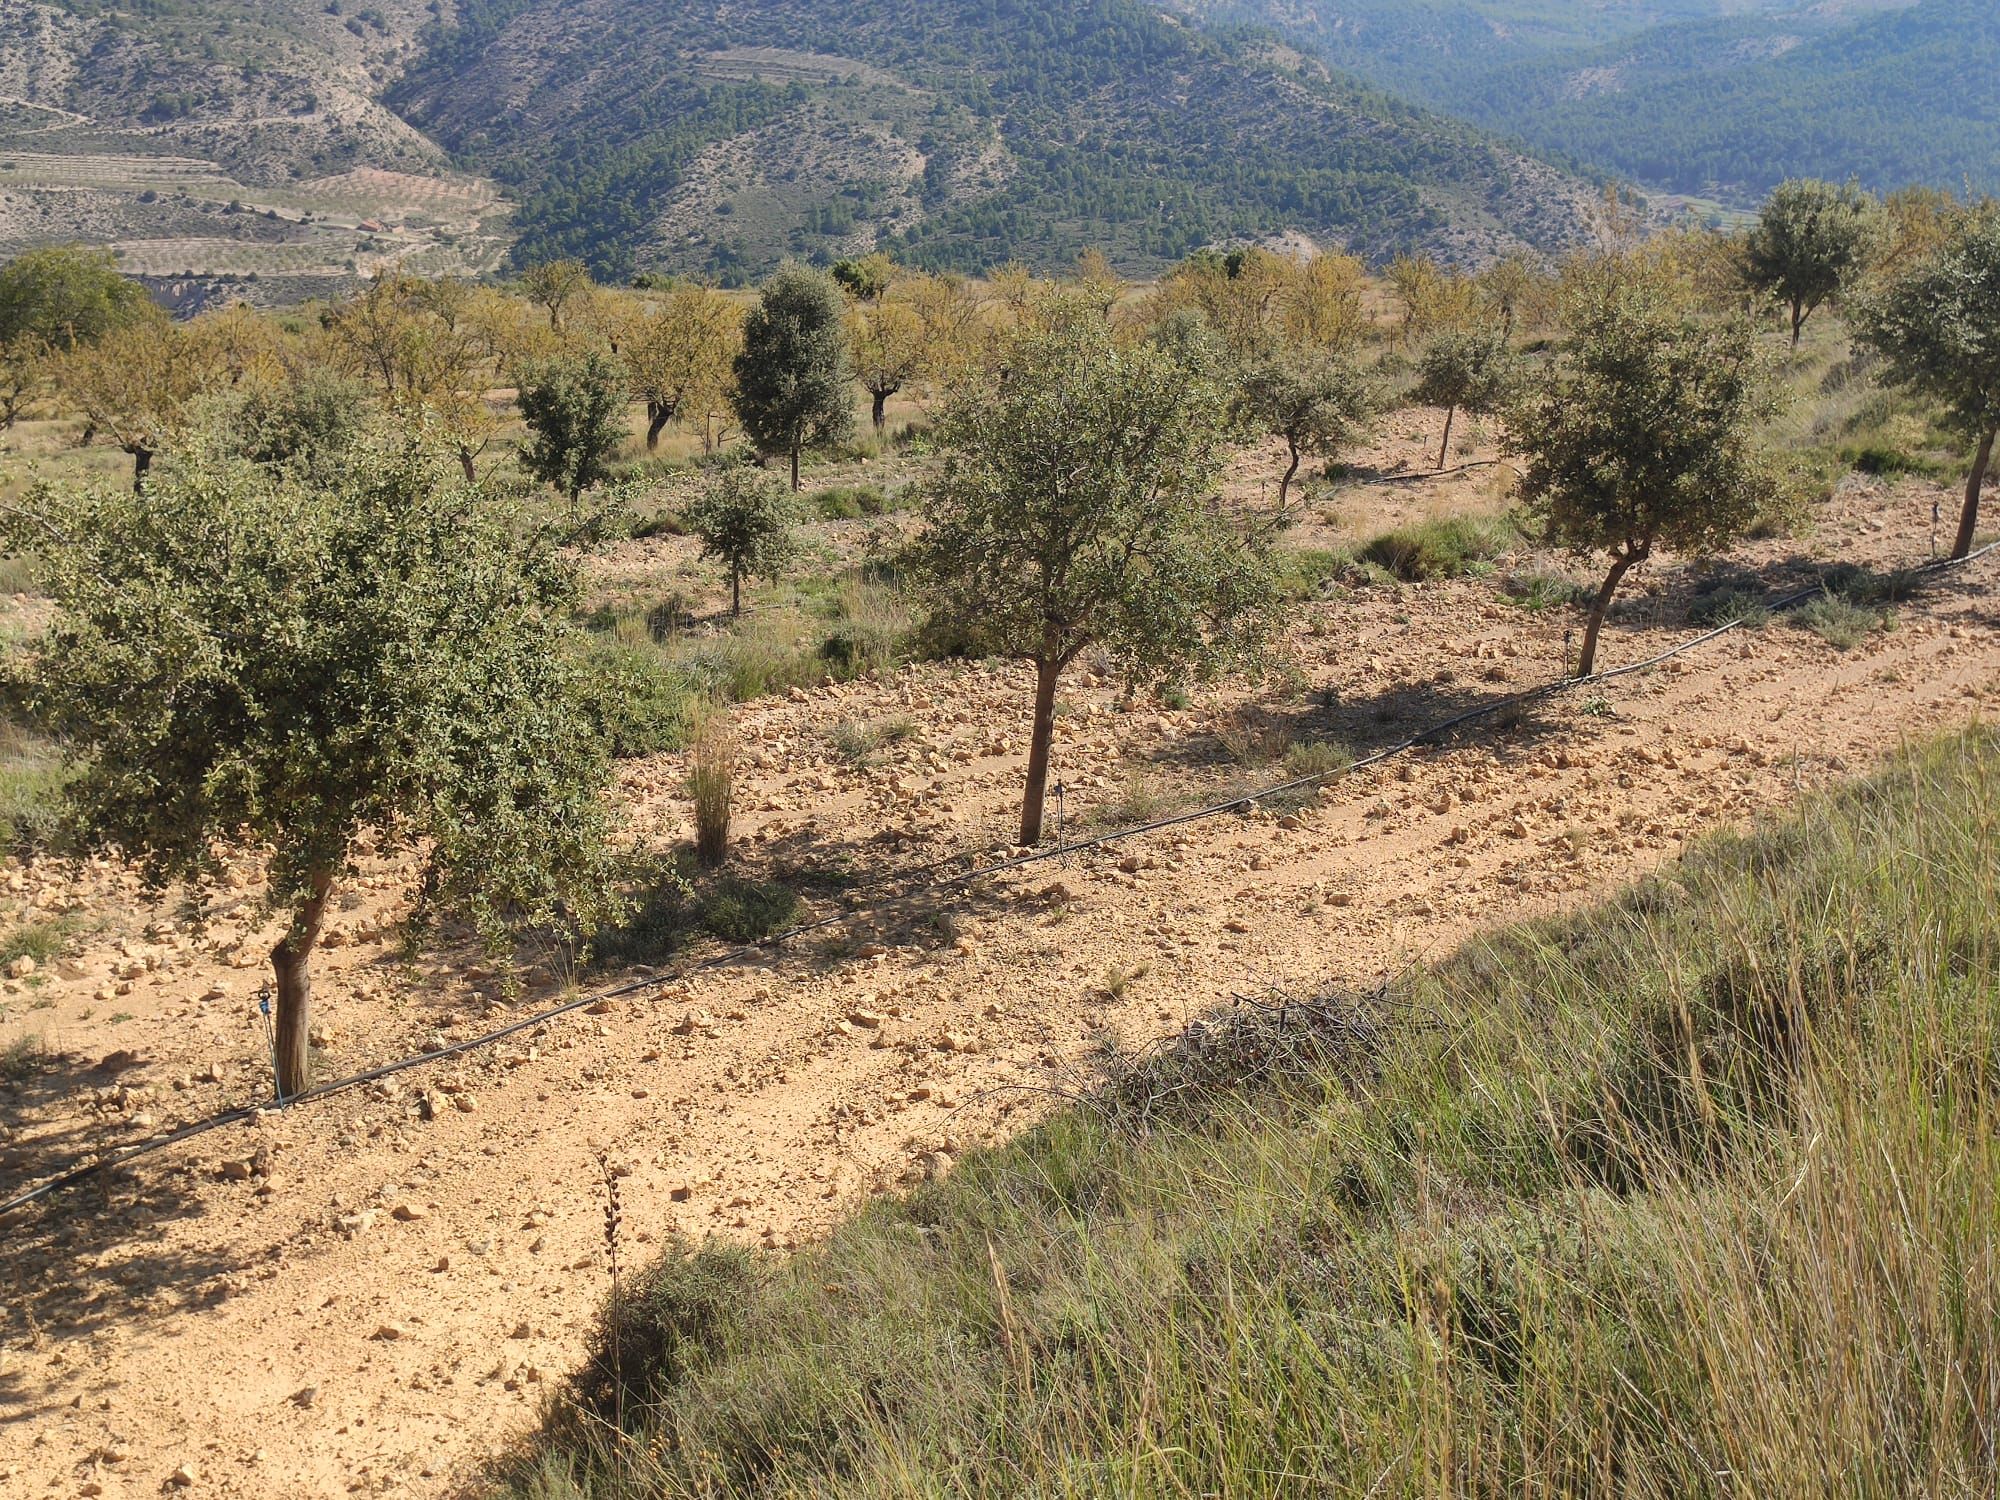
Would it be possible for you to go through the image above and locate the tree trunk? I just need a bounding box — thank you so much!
[789,443,801,493]
[1790,301,1805,348]
[458,446,477,485]
[646,400,672,451]
[1018,656,1062,847]
[1577,548,1640,678]
[269,872,334,1099]
[730,565,742,618]
[871,389,888,434]
[131,446,152,493]
[1278,441,1301,511]
[1436,405,1456,471]
[1955,427,1995,561]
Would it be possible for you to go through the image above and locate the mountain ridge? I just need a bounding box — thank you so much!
[391,0,1617,280]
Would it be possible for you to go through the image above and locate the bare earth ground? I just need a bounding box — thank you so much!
[2,421,1997,1497]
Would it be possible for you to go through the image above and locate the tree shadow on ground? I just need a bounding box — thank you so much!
[0,1046,239,1421]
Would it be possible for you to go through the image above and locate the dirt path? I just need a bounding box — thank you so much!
[2,457,1995,1497]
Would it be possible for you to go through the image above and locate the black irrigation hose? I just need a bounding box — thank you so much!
[5,539,1993,1217]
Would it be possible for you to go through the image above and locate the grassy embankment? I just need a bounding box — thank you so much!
[502,727,2000,1497]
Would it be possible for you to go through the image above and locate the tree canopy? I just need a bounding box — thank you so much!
[0,244,153,350]
[1856,208,2000,558]
[1411,330,1519,470]
[908,302,1272,844]
[1741,179,1883,345]
[683,467,801,617]
[1,427,620,1094]
[1236,352,1374,510]
[733,265,854,490]
[518,348,630,511]
[1509,287,1778,675]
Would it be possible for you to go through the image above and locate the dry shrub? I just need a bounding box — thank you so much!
[688,710,735,867]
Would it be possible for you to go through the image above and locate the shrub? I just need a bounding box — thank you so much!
[809,483,891,520]
[696,876,801,943]
[577,637,701,757]
[1270,547,1351,602]
[0,917,76,968]
[1791,592,1892,650]
[1282,739,1354,780]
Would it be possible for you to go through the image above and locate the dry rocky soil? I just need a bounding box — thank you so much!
[3,417,1997,1496]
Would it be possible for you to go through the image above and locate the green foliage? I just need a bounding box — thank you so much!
[1742,180,1884,343]
[682,468,801,615]
[1509,285,1778,670]
[0,917,78,970]
[1500,567,1591,612]
[576,637,703,758]
[0,425,622,959]
[1268,546,1351,602]
[1854,208,2000,556]
[507,728,2000,1500]
[1856,209,2000,444]
[0,244,152,350]
[1411,327,1519,465]
[910,306,1271,683]
[808,482,892,520]
[1791,592,1893,650]
[1688,587,1770,630]
[517,349,630,506]
[730,266,853,485]
[1235,353,1374,508]
[906,302,1273,841]
[0,720,66,856]
[227,367,375,478]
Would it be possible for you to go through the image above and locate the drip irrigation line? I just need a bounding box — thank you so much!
[5,539,1993,1218]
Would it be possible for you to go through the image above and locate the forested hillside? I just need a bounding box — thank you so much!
[1462,0,2000,197]
[1184,0,1986,202]
[389,0,1613,279]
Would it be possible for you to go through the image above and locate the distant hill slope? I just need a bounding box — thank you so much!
[1178,0,1984,202]
[1457,0,2000,198]
[0,1,511,301]
[1171,0,1808,106]
[388,0,1615,280]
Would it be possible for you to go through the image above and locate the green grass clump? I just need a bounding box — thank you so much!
[1281,738,1353,780]
[507,729,2000,1500]
[1269,546,1350,602]
[1791,592,1894,650]
[808,483,894,521]
[1501,567,1591,612]
[1359,512,1519,582]
[0,917,77,969]
[0,719,65,855]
